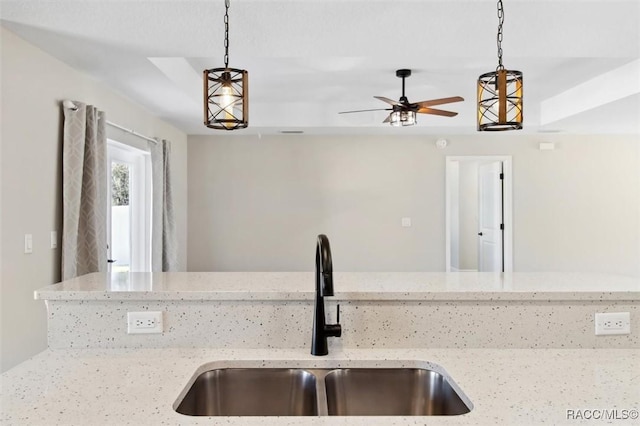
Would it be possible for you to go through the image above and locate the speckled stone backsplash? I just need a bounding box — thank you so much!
[45,298,639,349]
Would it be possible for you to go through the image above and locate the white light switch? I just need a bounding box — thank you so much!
[24,234,33,254]
[50,231,58,249]
[401,217,412,227]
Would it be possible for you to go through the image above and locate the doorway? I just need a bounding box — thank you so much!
[107,140,152,272]
[445,156,513,272]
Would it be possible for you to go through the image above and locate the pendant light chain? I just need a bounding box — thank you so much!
[223,0,230,68]
[496,0,504,71]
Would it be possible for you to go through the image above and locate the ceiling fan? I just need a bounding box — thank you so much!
[339,69,464,126]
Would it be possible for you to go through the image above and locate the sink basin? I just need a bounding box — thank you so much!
[175,368,318,416]
[325,368,471,416]
[175,365,471,417]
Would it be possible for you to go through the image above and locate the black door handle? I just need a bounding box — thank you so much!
[107,259,117,263]
[478,232,483,236]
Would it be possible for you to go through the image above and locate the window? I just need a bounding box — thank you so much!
[107,140,151,272]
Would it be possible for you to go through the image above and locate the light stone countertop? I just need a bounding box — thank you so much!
[1,347,639,425]
[34,272,640,301]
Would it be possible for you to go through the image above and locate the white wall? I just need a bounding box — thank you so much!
[0,28,188,372]
[187,133,640,277]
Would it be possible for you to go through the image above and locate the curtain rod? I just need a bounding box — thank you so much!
[63,100,157,144]
[106,121,157,145]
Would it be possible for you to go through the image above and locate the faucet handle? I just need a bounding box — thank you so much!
[323,304,342,338]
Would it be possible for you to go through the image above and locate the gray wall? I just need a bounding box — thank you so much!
[0,28,188,372]
[188,134,639,277]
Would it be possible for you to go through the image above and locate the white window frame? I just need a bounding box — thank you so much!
[107,139,152,272]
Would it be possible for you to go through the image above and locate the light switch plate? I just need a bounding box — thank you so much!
[24,234,33,254]
[401,217,412,227]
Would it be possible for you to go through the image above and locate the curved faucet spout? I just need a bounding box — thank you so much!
[312,234,341,356]
[316,234,333,296]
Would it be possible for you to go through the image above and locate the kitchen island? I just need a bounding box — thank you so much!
[2,272,639,424]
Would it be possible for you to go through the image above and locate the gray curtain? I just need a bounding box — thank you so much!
[62,101,107,280]
[149,139,178,271]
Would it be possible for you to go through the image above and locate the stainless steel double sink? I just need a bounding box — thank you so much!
[175,366,472,417]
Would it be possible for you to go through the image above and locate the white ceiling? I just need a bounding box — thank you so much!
[1,0,639,135]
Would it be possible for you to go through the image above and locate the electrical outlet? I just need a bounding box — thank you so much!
[127,311,163,334]
[595,312,630,335]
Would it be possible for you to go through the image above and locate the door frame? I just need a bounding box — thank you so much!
[445,156,513,272]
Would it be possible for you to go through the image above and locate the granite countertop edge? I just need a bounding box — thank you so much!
[33,271,640,302]
[34,289,640,302]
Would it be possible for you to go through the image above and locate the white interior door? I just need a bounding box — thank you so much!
[478,161,503,272]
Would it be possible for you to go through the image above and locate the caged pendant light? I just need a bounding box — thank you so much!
[477,0,523,131]
[204,0,248,130]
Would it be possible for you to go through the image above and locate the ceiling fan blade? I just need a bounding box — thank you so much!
[374,96,402,107]
[339,108,392,114]
[383,114,392,123]
[417,107,458,117]
[414,96,464,108]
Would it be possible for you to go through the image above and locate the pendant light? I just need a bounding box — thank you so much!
[477,0,523,131]
[204,0,248,130]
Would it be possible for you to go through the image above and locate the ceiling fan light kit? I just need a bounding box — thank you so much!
[390,110,417,127]
[204,0,248,130]
[477,0,523,131]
